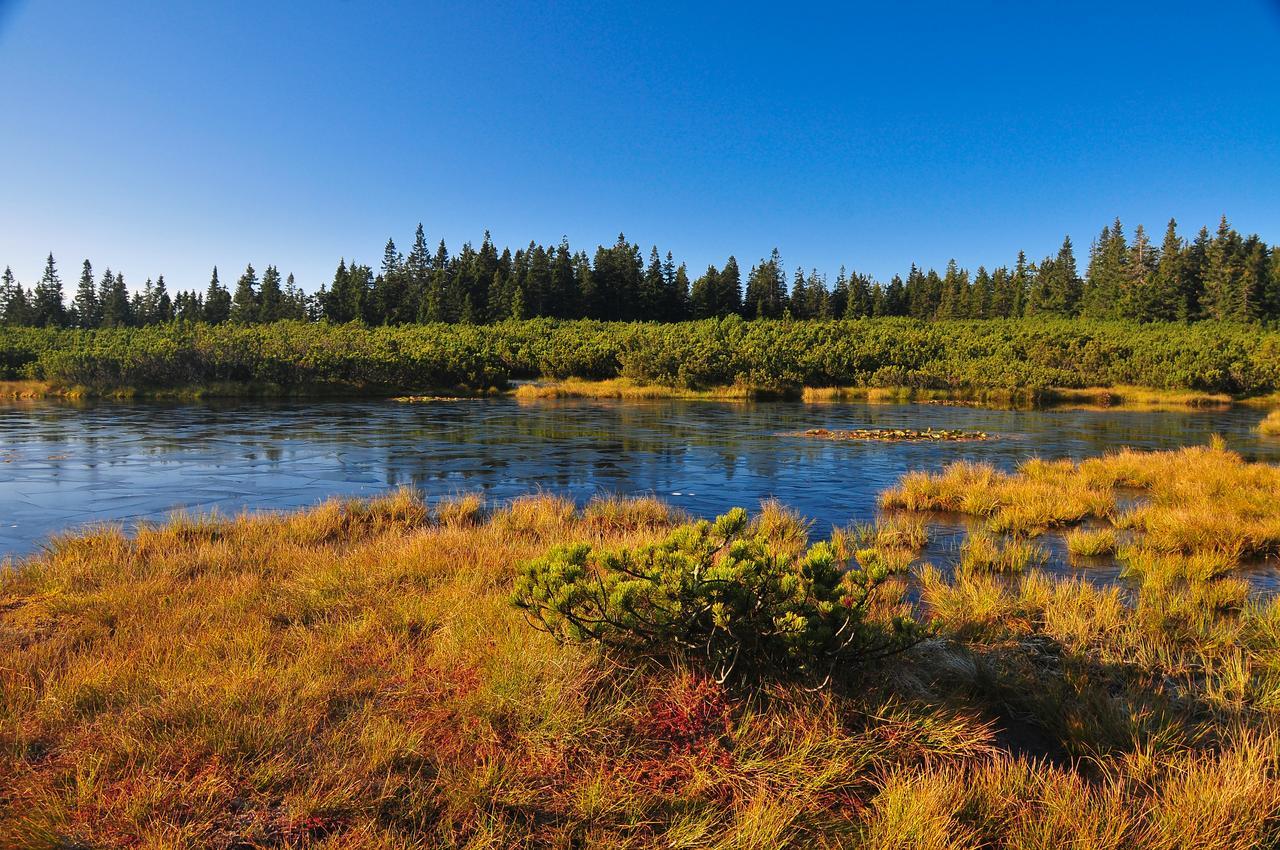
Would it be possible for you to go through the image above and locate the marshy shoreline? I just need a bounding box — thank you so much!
[3,443,1280,847]
[4,376,1276,412]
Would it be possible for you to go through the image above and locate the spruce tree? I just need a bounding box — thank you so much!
[690,265,720,319]
[174,290,204,322]
[936,260,966,319]
[718,256,742,317]
[32,253,67,327]
[588,234,641,320]
[905,265,929,318]
[663,251,685,321]
[153,275,172,323]
[922,269,943,317]
[869,282,886,316]
[97,268,115,324]
[523,244,551,319]
[471,231,499,320]
[280,273,303,320]
[259,265,284,322]
[881,274,907,316]
[349,263,375,324]
[323,259,361,322]
[1009,252,1031,317]
[549,239,578,318]
[510,284,526,320]
[140,278,156,325]
[204,267,232,324]
[1029,237,1081,317]
[1202,216,1241,321]
[1026,257,1056,317]
[1238,236,1269,322]
[100,271,133,327]
[673,264,690,320]
[1083,222,1126,318]
[1118,223,1157,321]
[405,224,431,321]
[829,267,849,318]
[230,264,259,323]
[845,271,873,318]
[970,266,993,319]
[988,267,1012,317]
[1183,227,1211,321]
[640,247,665,319]
[1149,219,1185,322]
[573,252,594,320]
[804,269,829,318]
[422,241,451,322]
[370,239,405,324]
[789,267,809,318]
[743,249,786,319]
[73,259,99,328]
[1057,236,1082,315]
[0,267,25,325]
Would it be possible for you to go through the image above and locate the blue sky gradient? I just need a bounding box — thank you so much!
[2,0,1278,292]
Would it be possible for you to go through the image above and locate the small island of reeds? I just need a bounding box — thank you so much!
[788,426,992,442]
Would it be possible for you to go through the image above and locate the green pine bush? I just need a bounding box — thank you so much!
[511,507,923,685]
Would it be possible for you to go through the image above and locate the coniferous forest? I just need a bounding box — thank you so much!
[2,216,1278,328]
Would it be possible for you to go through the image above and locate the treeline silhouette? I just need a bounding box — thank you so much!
[2,216,1276,327]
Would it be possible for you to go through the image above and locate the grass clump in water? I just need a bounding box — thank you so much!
[1258,409,1280,436]
[958,531,1048,574]
[883,441,1280,563]
[1066,526,1119,557]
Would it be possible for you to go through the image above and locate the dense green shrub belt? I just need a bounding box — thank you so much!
[3,317,1279,394]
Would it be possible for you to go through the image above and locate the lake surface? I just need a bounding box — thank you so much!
[3,397,1279,592]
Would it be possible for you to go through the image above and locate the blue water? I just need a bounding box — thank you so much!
[3,396,1279,591]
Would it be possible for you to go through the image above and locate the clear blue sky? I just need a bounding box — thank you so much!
[2,0,1278,293]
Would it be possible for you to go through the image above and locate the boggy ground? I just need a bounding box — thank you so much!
[0,376,1263,412]
[2,447,1280,848]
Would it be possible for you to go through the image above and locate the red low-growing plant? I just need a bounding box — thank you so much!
[636,673,732,749]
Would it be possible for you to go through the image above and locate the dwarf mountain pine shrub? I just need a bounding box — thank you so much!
[511,507,923,684]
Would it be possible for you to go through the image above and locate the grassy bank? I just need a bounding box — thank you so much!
[3,447,1280,847]
[6,375,1247,411]
[0,380,498,402]
[525,379,1240,409]
[513,377,758,401]
[7,317,1280,404]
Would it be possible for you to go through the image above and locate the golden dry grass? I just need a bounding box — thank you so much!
[1041,385,1234,410]
[513,378,755,401]
[2,473,1280,847]
[800,385,1237,410]
[882,441,1280,561]
[0,380,83,399]
[1066,527,1119,557]
[957,531,1048,574]
[1258,410,1280,436]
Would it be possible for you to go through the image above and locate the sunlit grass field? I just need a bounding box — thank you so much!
[3,445,1280,848]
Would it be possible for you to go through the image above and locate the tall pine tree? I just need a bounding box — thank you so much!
[204,267,232,324]
[230,264,259,323]
[32,253,67,327]
[72,259,99,328]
